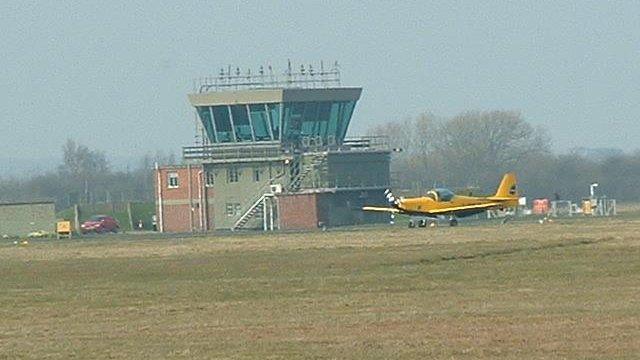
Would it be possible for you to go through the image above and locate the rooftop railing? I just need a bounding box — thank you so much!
[194,61,342,93]
[182,136,389,162]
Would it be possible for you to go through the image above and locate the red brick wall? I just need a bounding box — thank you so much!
[278,193,319,230]
[155,165,213,233]
[161,204,193,233]
[157,166,202,201]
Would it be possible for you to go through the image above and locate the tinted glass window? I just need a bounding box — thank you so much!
[436,188,455,201]
[230,105,252,141]
[249,104,272,141]
[267,104,280,140]
[212,106,233,142]
[196,107,216,142]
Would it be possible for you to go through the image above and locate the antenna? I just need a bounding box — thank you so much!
[196,60,343,92]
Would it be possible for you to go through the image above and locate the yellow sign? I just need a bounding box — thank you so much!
[56,221,72,238]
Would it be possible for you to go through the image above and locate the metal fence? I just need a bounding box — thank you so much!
[182,136,389,161]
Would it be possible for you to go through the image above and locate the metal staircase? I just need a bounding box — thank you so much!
[231,193,275,231]
[288,152,327,191]
[231,152,327,231]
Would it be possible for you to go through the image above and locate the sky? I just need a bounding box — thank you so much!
[1,1,638,174]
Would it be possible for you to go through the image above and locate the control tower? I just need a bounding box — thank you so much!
[155,63,390,232]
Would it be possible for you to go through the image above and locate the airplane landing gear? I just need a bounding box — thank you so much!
[449,217,458,227]
[408,218,437,228]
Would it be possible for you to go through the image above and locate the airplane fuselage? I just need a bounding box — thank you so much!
[398,195,519,218]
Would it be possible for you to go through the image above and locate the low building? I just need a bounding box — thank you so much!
[0,201,56,237]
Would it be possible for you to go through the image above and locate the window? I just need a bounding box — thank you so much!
[197,107,216,143]
[249,104,273,141]
[205,171,215,187]
[253,168,261,182]
[225,203,242,217]
[227,167,241,183]
[212,106,233,142]
[167,172,179,188]
[230,105,252,141]
[267,103,280,140]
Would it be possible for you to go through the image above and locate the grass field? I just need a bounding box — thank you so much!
[1,216,639,359]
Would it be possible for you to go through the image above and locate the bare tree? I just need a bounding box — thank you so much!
[58,139,109,203]
[429,111,550,190]
[371,111,550,194]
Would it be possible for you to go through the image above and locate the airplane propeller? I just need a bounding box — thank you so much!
[384,189,401,207]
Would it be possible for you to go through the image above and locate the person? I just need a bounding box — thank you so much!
[137,219,144,230]
[151,215,157,231]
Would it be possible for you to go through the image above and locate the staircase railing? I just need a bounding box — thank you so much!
[287,152,327,192]
[232,192,274,230]
[230,168,287,230]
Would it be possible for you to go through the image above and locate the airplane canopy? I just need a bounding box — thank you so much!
[426,188,455,202]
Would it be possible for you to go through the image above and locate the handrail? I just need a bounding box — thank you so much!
[231,192,274,230]
[182,136,390,161]
[229,167,288,230]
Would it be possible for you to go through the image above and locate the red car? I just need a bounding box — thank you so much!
[80,215,120,234]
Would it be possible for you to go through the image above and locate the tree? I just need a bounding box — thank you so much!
[371,111,551,194]
[429,111,550,190]
[58,139,109,204]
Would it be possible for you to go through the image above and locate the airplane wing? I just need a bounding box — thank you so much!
[426,202,502,214]
[362,206,401,214]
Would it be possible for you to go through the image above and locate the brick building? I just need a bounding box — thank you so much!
[155,64,390,232]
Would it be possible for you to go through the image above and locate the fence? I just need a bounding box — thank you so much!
[57,202,156,232]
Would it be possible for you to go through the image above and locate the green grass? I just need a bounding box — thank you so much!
[56,202,156,231]
[1,217,639,359]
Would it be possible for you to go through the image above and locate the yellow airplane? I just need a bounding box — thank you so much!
[363,173,519,227]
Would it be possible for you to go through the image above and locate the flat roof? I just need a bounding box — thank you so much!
[188,87,362,107]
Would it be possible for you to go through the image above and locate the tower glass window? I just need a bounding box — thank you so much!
[211,106,233,142]
[248,104,272,141]
[267,103,280,140]
[196,107,215,142]
[230,105,253,141]
[279,100,357,146]
[192,89,360,146]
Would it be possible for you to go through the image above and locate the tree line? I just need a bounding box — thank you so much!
[370,111,640,202]
[0,139,175,209]
[2,114,638,210]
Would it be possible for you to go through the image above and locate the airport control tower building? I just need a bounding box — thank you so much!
[155,63,390,232]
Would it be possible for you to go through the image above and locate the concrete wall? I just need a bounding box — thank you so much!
[325,152,390,188]
[204,160,286,229]
[316,190,389,227]
[0,202,55,237]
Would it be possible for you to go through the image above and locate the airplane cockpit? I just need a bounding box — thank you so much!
[425,188,456,202]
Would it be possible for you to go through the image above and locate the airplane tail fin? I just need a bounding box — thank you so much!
[494,172,518,198]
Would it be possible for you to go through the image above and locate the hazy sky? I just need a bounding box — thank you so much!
[1,1,638,165]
